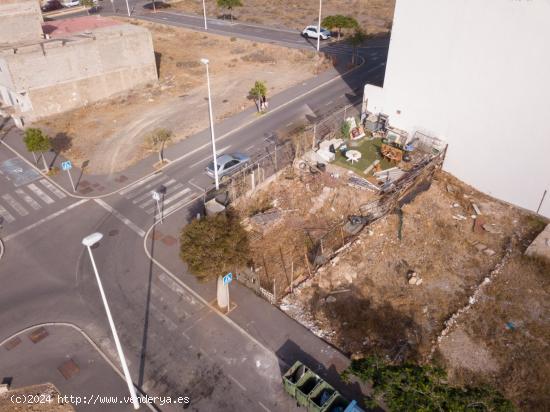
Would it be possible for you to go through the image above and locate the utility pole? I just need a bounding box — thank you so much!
[125,0,131,16]
[316,0,322,52]
[202,0,208,30]
[82,233,139,410]
[201,58,220,190]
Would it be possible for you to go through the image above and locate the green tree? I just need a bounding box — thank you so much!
[179,211,250,281]
[248,80,267,112]
[322,15,359,40]
[146,128,172,164]
[80,0,94,15]
[348,28,367,65]
[23,128,51,171]
[217,0,243,22]
[342,356,514,411]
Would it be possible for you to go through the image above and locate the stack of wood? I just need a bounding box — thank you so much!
[381,143,403,163]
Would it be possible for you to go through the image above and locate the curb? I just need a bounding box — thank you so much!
[0,55,368,203]
[0,238,4,262]
[0,322,157,411]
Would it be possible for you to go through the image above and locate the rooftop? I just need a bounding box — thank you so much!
[42,15,122,38]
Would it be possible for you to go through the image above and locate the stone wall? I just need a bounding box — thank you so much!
[0,0,43,46]
[0,24,157,121]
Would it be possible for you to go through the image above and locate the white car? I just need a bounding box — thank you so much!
[62,0,80,6]
[302,25,331,40]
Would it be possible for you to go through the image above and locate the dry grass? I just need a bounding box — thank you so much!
[171,0,396,35]
[35,19,329,174]
[271,170,549,409]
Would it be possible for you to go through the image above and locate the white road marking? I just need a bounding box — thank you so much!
[119,173,163,196]
[228,374,247,391]
[2,194,28,216]
[188,144,232,169]
[27,183,54,204]
[139,181,180,209]
[39,179,66,199]
[4,199,89,242]
[258,401,271,412]
[146,187,191,214]
[94,199,145,238]
[0,204,15,223]
[131,177,171,204]
[14,189,41,210]
[154,192,196,218]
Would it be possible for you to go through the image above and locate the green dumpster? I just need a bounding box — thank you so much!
[321,394,349,412]
[308,381,337,412]
[295,373,323,407]
[282,361,310,397]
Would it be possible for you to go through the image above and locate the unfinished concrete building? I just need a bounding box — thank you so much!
[0,0,44,45]
[0,3,157,126]
[362,0,550,218]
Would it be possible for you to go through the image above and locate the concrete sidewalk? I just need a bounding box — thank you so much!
[0,324,142,411]
[144,206,368,406]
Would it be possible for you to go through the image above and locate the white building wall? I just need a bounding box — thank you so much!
[364,0,550,217]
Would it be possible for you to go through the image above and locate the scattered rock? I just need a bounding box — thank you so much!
[330,256,340,266]
[475,243,487,252]
[471,202,482,215]
[484,248,496,256]
[408,277,418,285]
[483,223,502,234]
[446,184,456,193]
[326,296,337,303]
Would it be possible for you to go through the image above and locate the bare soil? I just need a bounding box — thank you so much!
[241,166,549,409]
[171,0,396,35]
[35,20,329,174]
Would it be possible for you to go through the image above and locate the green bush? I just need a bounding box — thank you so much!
[342,356,514,412]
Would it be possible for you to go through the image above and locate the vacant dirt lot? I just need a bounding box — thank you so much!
[35,20,328,174]
[172,0,395,35]
[246,168,548,409]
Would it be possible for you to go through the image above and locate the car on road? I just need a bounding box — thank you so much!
[41,0,63,12]
[302,25,331,40]
[62,0,82,7]
[206,153,250,180]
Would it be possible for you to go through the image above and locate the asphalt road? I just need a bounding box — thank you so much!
[0,6,388,411]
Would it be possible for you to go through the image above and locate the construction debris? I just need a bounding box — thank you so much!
[524,223,550,261]
[407,270,423,285]
[373,167,405,183]
[347,176,380,192]
[482,223,502,234]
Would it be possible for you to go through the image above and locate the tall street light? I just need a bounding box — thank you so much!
[317,0,322,52]
[202,0,208,30]
[82,233,140,410]
[125,0,131,16]
[200,58,220,190]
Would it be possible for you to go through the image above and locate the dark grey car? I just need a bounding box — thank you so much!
[206,153,251,180]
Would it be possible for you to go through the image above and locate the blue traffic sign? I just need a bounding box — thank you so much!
[61,160,72,171]
[223,272,233,285]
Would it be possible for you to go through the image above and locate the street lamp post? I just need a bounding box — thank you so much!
[317,0,322,52]
[125,0,131,16]
[82,233,140,410]
[200,58,220,190]
[202,0,208,30]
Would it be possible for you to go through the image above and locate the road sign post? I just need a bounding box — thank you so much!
[61,160,75,192]
[223,272,233,314]
[151,190,162,224]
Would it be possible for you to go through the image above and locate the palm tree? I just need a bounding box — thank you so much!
[146,128,173,164]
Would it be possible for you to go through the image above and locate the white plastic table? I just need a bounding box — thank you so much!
[345,150,362,164]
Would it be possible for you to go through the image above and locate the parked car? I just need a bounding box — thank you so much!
[206,153,250,180]
[62,0,82,7]
[302,25,331,40]
[41,0,63,12]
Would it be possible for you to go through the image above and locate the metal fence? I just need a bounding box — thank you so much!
[202,103,446,302]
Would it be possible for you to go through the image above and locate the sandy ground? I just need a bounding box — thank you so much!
[35,20,328,174]
[172,0,396,35]
[239,163,549,409]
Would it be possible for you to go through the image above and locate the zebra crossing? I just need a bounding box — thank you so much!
[119,173,198,219]
[0,178,66,225]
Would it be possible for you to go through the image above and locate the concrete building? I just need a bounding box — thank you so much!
[0,0,43,46]
[0,8,157,125]
[362,0,550,218]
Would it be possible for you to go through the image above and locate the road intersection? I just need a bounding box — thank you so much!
[0,6,387,410]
